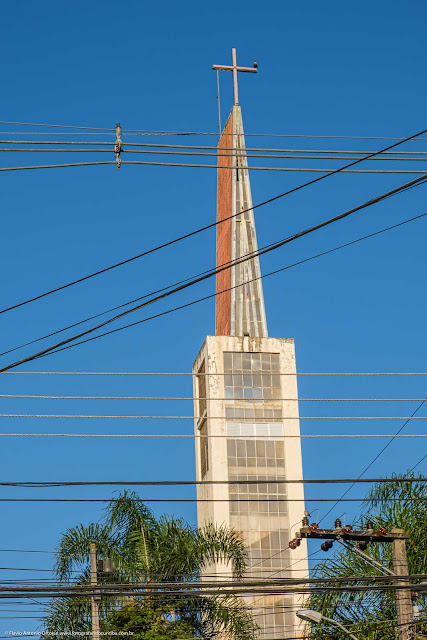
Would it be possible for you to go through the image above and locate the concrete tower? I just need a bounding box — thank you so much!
[193,55,307,639]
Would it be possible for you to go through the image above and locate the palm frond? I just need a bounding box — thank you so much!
[196,522,248,578]
[55,522,125,581]
[194,594,257,640]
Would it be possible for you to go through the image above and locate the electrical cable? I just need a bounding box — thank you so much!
[1,124,426,318]
[0,161,117,171]
[2,175,427,374]
[1,394,425,401]
[0,120,114,131]
[0,582,424,599]
[121,128,427,141]
[0,434,424,440]
[3,119,427,140]
[25,204,427,366]
[318,397,427,524]
[2,371,427,376]
[411,452,427,471]
[0,478,424,488]
[6,159,427,173]
[5,147,427,162]
[1,414,427,419]
[3,138,427,155]
[4,208,426,360]
[0,494,424,502]
[22,176,421,371]
[0,573,426,589]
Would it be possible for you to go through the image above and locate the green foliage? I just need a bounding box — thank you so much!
[41,491,256,640]
[102,601,195,640]
[306,473,427,639]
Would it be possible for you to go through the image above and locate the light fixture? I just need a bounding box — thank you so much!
[297,609,360,640]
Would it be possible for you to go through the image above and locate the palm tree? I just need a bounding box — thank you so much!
[42,491,257,640]
[305,473,427,639]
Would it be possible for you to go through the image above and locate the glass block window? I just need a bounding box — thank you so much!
[227,437,288,519]
[224,351,291,638]
[226,407,282,422]
[199,420,209,478]
[224,352,281,401]
[254,599,296,639]
[226,422,284,439]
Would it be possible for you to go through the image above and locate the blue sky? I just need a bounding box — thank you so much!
[1,0,427,632]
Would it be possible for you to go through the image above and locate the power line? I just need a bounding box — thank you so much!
[0,161,115,172]
[2,175,427,373]
[411,453,427,471]
[4,138,427,155]
[0,413,426,420]
[3,576,427,589]
[2,371,427,376]
[0,131,114,136]
[24,204,427,366]
[0,496,424,503]
[5,159,427,173]
[120,128,427,141]
[4,208,427,360]
[0,580,425,598]
[3,119,427,140]
[1,394,425,401]
[0,433,423,439]
[0,478,424,488]
[2,412,427,419]
[1,125,426,318]
[5,147,427,163]
[2,573,427,590]
[0,120,114,131]
[319,397,427,524]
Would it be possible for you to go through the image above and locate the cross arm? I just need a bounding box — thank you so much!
[212,64,258,73]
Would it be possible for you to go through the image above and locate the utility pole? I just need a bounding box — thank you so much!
[392,528,415,640]
[293,518,415,640]
[90,542,100,640]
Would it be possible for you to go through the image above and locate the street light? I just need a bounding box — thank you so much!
[297,609,360,640]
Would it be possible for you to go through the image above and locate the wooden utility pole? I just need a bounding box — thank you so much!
[90,543,100,640]
[392,528,415,640]
[295,519,415,639]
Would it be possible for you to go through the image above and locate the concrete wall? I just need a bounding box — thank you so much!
[193,335,308,637]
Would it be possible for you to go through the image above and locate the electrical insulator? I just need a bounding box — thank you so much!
[334,519,342,529]
[376,526,388,537]
[342,525,353,533]
[302,516,309,527]
[366,520,373,530]
[309,523,319,532]
[289,539,298,550]
[321,540,333,552]
[357,542,368,551]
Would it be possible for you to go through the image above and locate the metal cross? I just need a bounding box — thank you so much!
[212,48,258,105]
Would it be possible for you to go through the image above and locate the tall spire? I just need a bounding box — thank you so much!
[215,105,268,337]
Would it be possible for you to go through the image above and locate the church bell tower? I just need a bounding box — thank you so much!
[193,50,308,639]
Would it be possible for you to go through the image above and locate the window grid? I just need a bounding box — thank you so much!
[224,352,290,571]
[224,352,280,401]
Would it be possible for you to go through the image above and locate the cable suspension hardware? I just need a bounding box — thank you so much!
[114,123,122,170]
